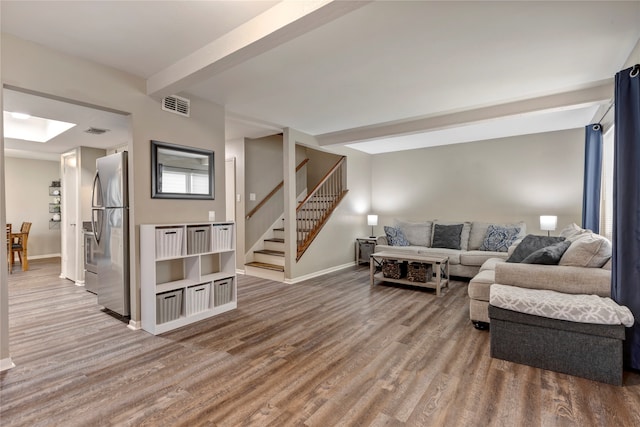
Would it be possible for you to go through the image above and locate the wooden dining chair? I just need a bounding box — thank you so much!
[11,222,32,271]
[6,224,12,274]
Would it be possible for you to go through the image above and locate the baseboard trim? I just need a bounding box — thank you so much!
[0,357,16,371]
[29,253,61,260]
[284,262,354,284]
[128,319,141,330]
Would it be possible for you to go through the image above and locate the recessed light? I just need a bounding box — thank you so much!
[3,111,76,142]
[10,112,31,120]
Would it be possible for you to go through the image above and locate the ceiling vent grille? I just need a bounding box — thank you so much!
[84,127,109,135]
[162,95,190,117]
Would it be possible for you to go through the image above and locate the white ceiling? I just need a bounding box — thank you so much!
[2,1,640,158]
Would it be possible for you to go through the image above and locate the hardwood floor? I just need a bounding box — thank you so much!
[2,258,640,426]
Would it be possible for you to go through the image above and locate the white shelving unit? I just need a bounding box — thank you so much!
[141,222,236,335]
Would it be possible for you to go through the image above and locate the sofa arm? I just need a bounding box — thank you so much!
[376,235,388,245]
[494,263,611,297]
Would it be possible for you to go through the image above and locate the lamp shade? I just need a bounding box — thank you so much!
[540,215,557,231]
[367,214,378,226]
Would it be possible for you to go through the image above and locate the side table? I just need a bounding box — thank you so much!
[356,237,377,265]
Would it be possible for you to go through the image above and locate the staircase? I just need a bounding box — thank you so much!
[245,226,286,281]
[244,156,348,281]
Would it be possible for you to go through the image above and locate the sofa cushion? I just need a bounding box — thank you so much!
[384,226,410,246]
[461,251,508,267]
[433,221,471,250]
[506,235,566,263]
[394,219,432,247]
[468,269,495,300]
[559,233,612,268]
[480,257,506,272]
[494,263,611,296]
[521,240,572,265]
[469,221,526,250]
[479,225,522,252]
[432,223,463,249]
[559,222,592,241]
[417,248,461,264]
[489,284,634,327]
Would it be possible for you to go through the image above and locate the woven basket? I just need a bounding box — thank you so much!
[382,260,406,279]
[407,262,432,283]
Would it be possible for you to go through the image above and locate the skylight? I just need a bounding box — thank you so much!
[3,111,76,142]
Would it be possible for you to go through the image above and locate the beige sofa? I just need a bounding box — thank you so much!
[468,224,612,329]
[375,220,526,279]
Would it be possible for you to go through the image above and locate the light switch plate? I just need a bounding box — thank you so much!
[208,211,215,221]
[249,193,256,201]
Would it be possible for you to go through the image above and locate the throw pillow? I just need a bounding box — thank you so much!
[384,226,410,247]
[478,225,522,252]
[559,233,612,268]
[559,223,592,242]
[431,223,464,249]
[432,221,471,250]
[468,221,527,250]
[394,219,432,247]
[506,234,566,263]
[521,240,572,265]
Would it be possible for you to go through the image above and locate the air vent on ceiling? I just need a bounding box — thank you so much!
[84,127,109,135]
[162,95,190,117]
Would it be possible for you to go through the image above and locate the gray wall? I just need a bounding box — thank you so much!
[304,147,342,192]
[244,135,307,251]
[4,157,62,257]
[1,34,226,326]
[371,128,585,235]
[284,128,373,280]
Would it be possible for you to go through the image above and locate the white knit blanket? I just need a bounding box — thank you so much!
[490,284,635,327]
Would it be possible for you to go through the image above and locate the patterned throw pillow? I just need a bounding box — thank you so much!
[479,225,522,252]
[384,226,410,246]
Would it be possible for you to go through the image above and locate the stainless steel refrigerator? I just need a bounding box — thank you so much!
[91,151,130,316]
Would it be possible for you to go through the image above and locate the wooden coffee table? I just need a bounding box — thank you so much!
[370,251,450,296]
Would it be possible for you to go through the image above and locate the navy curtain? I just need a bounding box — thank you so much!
[612,64,640,370]
[582,124,603,233]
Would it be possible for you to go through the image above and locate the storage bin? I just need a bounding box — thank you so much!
[382,260,406,279]
[407,262,432,283]
[156,227,183,258]
[212,224,233,251]
[156,289,183,324]
[213,277,234,306]
[186,283,211,316]
[187,225,210,255]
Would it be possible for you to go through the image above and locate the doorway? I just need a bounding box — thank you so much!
[3,87,132,278]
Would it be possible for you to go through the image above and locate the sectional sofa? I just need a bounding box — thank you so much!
[375,219,527,278]
[468,223,612,328]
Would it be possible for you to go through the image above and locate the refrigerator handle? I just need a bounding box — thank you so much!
[91,172,101,208]
[91,209,102,246]
[91,171,102,245]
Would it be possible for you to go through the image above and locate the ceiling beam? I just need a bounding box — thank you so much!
[316,81,614,146]
[147,0,370,99]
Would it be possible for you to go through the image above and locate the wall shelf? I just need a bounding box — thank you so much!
[49,183,62,227]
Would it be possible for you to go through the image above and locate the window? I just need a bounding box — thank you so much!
[161,167,209,195]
